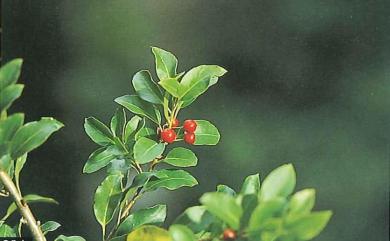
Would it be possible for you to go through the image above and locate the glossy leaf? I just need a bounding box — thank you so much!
[2,194,58,220]
[0,113,24,143]
[286,211,332,240]
[288,189,315,215]
[116,204,167,236]
[84,117,114,146]
[132,70,163,104]
[115,95,160,124]
[126,225,171,241]
[152,47,178,80]
[163,147,198,167]
[145,169,198,191]
[240,174,260,195]
[83,146,124,173]
[41,221,61,234]
[174,206,215,233]
[0,84,24,112]
[14,154,27,190]
[111,108,126,138]
[0,223,16,237]
[259,164,296,201]
[0,59,23,90]
[240,194,258,228]
[217,185,236,196]
[169,224,196,241]
[158,77,181,98]
[124,115,142,143]
[133,137,165,164]
[193,120,220,145]
[10,117,63,159]
[94,174,123,230]
[55,235,86,241]
[200,192,243,230]
[247,198,286,231]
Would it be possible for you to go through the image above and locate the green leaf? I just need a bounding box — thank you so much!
[0,84,24,112]
[259,164,296,201]
[134,137,165,164]
[124,115,142,143]
[193,120,220,145]
[158,77,181,98]
[132,70,163,104]
[240,174,260,195]
[0,155,13,176]
[0,223,16,237]
[55,235,86,241]
[10,117,63,159]
[84,117,115,146]
[145,169,198,191]
[169,224,196,241]
[163,147,198,167]
[0,59,23,90]
[41,221,61,234]
[217,185,236,196]
[115,95,160,125]
[94,174,123,231]
[286,211,332,240]
[152,47,178,80]
[200,192,243,230]
[111,108,126,138]
[83,146,124,174]
[174,206,215,234]
[247,198,286,231]
[0,113,24,143]
[179,65,227,106]
[14,154,27,190]
[126,225,171,241]
[2,194,58,220]
[240,194,258,228]
[135,127,156,141]
[116,204,167,236]
[288,189,315,215]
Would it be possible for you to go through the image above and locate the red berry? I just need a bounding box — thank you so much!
[184,132,195,145]
[183,120,197,133]
[172,118,180,128]
[160,129,176,144]
[223,229,237,241]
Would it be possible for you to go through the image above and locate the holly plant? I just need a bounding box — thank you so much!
[0,59,85,241]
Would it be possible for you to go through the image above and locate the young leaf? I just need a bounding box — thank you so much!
[0,58,23,90]
[0,223,16,237]
[94,174,123,231]
[0,113,24,143]
[2,194,58,220]
[54,235,86,241]
[145,169,198,191]
[83,146,124,174]
[288,189,315,215]
[133,137,165,164]
[217,185,236,196]
[126,225,171,241]
[124,115,142,142]
[132,70,163,104]
[110,108,126,138]
[115,95,160,124]
[10,117,63,159]
[41,221,61,234]
[163,147,198,167]
[14,154,27,190]
[173,206,215,234]
[179,65,227,107]
[152,47,178,80]
[259,164,296,201]
[169,224,196,241]
[200,192,243,230]
[84,117,115,146]
[285,211,332,240]
[116,204,167,236]
[158,77,181,98]
[247,198,286,232]
[240,174,260,195]
[193,120,220,145]
[0,84,24,112]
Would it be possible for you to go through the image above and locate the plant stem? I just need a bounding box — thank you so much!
[0,170,46,241]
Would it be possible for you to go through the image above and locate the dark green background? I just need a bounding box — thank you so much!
[2,1,389,240]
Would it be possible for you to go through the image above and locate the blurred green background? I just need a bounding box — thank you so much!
[2,1,389,240]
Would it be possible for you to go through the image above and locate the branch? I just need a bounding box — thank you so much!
[0,170,46,241]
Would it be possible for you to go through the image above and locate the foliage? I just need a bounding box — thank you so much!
[0,59,84,240]
[83,47,331,241]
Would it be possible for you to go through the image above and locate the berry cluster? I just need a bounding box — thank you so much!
[160,119,197,145]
